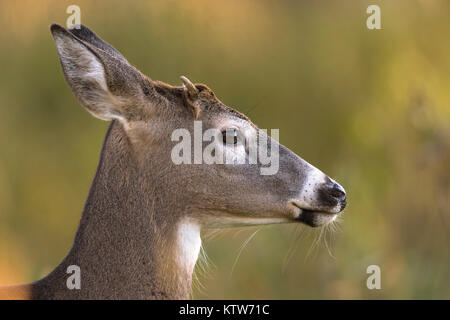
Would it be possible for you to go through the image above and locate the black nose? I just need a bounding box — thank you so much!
[318,181,347,210]
[328,183,346,201]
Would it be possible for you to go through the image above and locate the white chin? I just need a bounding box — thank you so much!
[297,210,337,227]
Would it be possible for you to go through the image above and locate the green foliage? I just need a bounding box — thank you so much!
[0,0,449,298]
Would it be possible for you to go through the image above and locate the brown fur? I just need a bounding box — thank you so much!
[0,24,346,299]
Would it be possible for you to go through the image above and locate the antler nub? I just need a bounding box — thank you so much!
[180,76,199,99]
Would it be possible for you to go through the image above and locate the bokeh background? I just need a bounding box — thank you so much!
[0,0,449,299]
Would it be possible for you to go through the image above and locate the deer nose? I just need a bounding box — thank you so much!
[318,179,347,211]
[328,182,346,201]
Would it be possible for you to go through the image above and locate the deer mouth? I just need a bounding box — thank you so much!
[290,203,338,227]
[296,209,337,227]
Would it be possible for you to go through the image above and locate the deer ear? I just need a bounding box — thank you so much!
[67,24,130,66]
[50,24,145,122]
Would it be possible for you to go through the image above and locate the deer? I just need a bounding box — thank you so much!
[0,24,346,300]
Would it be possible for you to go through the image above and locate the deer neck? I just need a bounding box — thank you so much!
[33,121,201,299]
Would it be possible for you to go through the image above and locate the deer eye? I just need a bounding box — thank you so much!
[221,128,239,145]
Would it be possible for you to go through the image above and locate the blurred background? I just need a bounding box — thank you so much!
[0,0,449,299]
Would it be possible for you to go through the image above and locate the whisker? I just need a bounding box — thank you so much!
[282,224,306,273]
[229,228,260,278]
[192,243,216,297]
[203,229,224,241]
[323,226,336,260]
[305,228,324,262]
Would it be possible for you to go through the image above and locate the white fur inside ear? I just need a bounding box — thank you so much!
[54,35,108,91]
[82,58,108,92]
[53,33,128,123]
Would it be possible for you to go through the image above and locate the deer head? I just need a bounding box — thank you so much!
[44,24,347,299]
